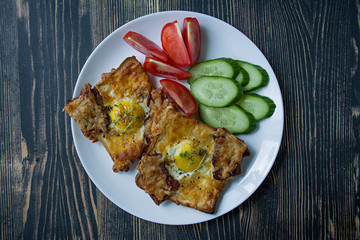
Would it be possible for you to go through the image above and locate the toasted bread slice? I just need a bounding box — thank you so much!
[136,88,249,213]
[64,56,152,172]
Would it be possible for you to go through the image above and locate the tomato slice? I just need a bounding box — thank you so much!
[160,79,198,117]
[183,18,201,65]
[161,21,191,67]
[123,31,169,62]
[144,57,191,80]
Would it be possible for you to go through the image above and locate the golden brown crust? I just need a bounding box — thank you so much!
[63,83,108,142]
[136,88,249,213]
[95,56,152,106]
[212,128,249,180]
[64,57,151,172]
[136,138,180,204]
[144,88,216,153]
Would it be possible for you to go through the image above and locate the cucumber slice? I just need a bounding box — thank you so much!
[235,67,250,86]
[187,58,240,84]
[190,76,243,107]
[198,104,257,134]
[236,93,276,121]
[236,60,269,92]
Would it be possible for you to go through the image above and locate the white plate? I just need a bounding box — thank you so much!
[71,11,284,225]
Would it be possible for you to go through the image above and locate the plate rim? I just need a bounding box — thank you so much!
[70,10,284,225]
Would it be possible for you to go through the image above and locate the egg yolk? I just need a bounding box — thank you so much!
[174,140,207,172]
[109,101,145,133]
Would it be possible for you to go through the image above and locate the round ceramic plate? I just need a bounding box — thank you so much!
[71,11,284,225]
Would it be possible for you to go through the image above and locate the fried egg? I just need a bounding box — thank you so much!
[109,100,146,133]
[107,97,149,135]
[165,139,210,180]
[64,56,152,172]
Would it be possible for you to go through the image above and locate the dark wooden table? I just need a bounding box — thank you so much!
[1,0,359,239]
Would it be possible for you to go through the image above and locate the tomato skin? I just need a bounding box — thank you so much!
[144,57,191,80]
[123,31,169,62]
[183,18,201,65]
[161,21,191,67]
[160,79,198,117]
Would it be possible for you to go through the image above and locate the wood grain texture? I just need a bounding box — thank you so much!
[0,0,359,239]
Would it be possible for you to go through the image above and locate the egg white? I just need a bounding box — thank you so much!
[165,142,212,181]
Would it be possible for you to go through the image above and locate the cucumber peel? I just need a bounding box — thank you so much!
[187,58,240,84]
[198,104,257,134]
[190,76,243,107]
[235,67,250,86]
[187,57,275,134]
[236,60,269,92]
[236,93,276,121]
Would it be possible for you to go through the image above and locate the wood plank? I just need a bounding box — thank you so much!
[0,1,23,239]
[4,0,98,238]
[0,0,359,239]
